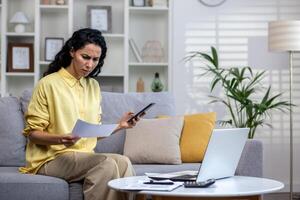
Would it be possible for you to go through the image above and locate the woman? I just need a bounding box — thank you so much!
[19,28,136,200]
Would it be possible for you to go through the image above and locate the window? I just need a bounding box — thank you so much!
[184,0,300,140]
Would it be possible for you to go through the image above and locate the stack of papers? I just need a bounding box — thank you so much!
[119,179,183,191]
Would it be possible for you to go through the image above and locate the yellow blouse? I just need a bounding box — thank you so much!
[19,68,101,174]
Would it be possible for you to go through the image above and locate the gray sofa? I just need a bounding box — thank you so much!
[0,91,263,200]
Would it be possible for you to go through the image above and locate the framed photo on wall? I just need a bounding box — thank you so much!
[45,37,64,61]
[7,43,34,72]
[87,5,112,33]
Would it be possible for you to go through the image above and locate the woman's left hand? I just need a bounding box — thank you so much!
[118,112,136,129]
[120,110,146,127]
[113,111,144,133]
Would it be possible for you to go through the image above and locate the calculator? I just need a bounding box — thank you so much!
[183,178,215,188]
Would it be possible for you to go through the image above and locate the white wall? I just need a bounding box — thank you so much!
[172,0,300,192]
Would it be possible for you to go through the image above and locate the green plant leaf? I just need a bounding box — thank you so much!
[211,78,221,92]
[211,46,219,68]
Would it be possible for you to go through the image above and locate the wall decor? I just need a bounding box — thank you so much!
[45,37,64,61]
[9,11,29,33]
[87,5,112,33]
[141,40,164,62]
[198,0,226,7]
[132,0,145,7]
[7,43,34,72]
[150,0,168,7]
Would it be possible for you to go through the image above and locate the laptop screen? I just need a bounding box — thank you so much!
[196,128,249,182]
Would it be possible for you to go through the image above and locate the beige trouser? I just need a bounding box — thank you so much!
[37,152,135,200]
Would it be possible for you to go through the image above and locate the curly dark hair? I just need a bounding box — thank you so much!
[43,28,107,78]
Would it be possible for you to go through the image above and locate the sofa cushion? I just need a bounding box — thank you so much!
[0,167,69,200]
[96,92,176,154]
[0,97,26,166]
[180,112,216,163]
[124,117,184,164]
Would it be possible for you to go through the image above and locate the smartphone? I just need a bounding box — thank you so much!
[127,103,155,123]
[143,180,174,185]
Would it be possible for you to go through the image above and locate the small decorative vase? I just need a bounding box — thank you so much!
[151,72,164,92]
[136,77,145,93]
[148,0,154,6]
[42,0,51,4]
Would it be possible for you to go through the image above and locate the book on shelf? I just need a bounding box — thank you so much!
[129,38,142,62]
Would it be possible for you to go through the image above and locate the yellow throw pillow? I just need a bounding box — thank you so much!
[180,112,216,163]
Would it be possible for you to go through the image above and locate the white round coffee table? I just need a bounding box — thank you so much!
[108,176,284,200]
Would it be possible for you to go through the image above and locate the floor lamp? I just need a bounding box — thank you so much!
[268,20,300,200]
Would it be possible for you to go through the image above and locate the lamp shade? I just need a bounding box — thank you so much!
[268,20,300,52]
[9,12,29,24]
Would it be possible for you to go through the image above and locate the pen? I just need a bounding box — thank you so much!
[143,180,174,185]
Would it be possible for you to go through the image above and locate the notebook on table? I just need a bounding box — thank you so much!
[147,128,249,182]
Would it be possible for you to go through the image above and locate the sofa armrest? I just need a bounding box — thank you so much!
[235,139,263,177]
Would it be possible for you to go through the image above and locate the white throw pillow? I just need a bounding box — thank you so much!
[124,116,184,164]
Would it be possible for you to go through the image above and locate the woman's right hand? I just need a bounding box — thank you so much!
[28,130,81,146]
[59,135,81,147]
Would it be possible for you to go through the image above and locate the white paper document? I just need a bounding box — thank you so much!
[72,119,118,138]
[119,179,183,191]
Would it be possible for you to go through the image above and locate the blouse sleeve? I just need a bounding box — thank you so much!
[98,86,102,124]
[23,80,50,137]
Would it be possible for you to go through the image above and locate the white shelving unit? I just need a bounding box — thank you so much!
[127,1,172,92]
[1,0,36,96]
[35,0,73,81]
[0,0,172,96]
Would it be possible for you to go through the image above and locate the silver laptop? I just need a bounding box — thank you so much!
[195,128,249,182]
[148,128,249,182]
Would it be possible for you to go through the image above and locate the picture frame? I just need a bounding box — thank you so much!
[7,43,34,72]
[132,0,145,7]
[87,5,112,33]
[45,37,64,61]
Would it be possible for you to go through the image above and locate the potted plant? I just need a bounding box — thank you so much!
[185,46,292,139]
